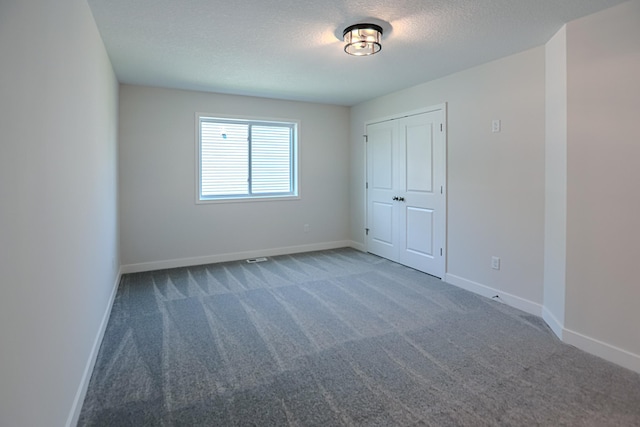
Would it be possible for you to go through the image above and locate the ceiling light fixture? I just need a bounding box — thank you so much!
[343,23,383,56]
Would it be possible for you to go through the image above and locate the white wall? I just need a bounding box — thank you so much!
[350,47,546,312]
[543,26,568,337]
[0,0,119,426]
[564,0,640,367]
[119,85,350,269]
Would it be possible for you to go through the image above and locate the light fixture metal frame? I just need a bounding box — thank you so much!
[343,23,383,56]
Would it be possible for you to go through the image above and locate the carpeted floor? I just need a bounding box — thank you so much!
[79,248,640,426]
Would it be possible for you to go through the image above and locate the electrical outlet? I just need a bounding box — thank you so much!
[492,119,501,133]
[491,256,501,270]
[304,224,310,233]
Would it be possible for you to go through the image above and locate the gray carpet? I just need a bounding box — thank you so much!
[79,248,640,426]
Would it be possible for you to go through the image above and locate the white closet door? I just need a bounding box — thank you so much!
[366,120,398,261]
[366,109,446,278]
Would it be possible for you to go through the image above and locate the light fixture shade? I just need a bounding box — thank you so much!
[343,23,383,56]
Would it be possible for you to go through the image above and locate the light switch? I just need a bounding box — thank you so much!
[492,119,501,133]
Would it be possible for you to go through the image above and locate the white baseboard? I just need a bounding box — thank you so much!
[542,308,640,374]
[542,307,564,340]
[121,240,355,274]
[540,304,640,375]
[444,273,543,317]
[66,267,122,427]
[349,240,366,252]
[563,327,640,374]
[444,274,640,374]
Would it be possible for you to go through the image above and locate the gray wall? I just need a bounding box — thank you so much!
[0,0,120,426]
[564,0,640,366]
[118,85,351,270]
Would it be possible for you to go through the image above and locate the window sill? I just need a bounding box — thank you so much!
[195,194,301,205]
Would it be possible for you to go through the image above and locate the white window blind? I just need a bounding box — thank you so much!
[198,116,297,201]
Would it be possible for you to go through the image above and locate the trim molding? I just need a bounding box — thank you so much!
[444,273,640,374]
[542,307,564,340]
[349,240,366,253]
[444,273,543,317]
[563,328,640,374]
[121,240,356,274]
[66,267,122,427]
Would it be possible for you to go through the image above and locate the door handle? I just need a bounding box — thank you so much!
[398,197,405,202]
[392,196,399,201]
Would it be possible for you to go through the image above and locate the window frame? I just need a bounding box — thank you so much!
[195,113,300,204]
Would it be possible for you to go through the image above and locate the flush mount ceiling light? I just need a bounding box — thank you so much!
[343,23,383,56]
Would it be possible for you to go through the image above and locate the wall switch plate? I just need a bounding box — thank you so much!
[304,224,310,233]
[491,256,501,270]
[492,119,501,133]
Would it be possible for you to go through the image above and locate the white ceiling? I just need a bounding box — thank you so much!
[87,0,627,106]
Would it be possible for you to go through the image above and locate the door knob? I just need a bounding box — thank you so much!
[398,197,405,202]
[392,196,399,201]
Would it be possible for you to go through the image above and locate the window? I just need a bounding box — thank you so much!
[197,115,298,202]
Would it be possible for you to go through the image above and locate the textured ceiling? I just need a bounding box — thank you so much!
[87,0,627,106]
